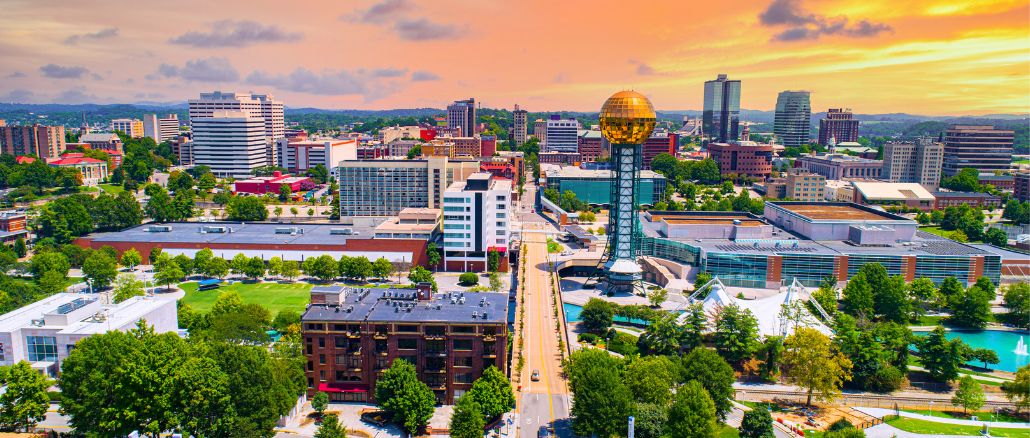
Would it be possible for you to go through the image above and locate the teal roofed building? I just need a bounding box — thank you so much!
[541,164,667,206]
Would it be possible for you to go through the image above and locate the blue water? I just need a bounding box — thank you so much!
[562,303,651,326]
[913,330,1030,373]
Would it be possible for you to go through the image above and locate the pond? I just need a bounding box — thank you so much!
[913,329,1030,373]
[562,302,650,326]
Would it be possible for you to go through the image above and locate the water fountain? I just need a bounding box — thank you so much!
[1017,336,1029,356]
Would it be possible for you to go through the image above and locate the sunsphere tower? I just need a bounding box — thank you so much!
[598,91,657,290]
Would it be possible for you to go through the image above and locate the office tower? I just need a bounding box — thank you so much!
[337,157,481,217]
[191,111,267,177]
[818,108,859,146]
[512,104,528,146]
[702,74,741,143]
[543,115,580,153]
[110,118,144,138]
[446,98,476,137]
[763,169,826,202]
[0,124,66,159]
[441,173,511,272]
[641,132,677,170]
[707,141,773,179]
[143,114,180,144]
[773,91,811,147]
[942,125,1014,176]
[882,140,944,189]
[577,130,609,162]
[277,139,357,177]
[188,91,285,165]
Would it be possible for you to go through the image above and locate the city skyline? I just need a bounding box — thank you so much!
[0,0,1027,115]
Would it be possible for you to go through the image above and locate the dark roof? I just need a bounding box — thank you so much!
[302,287,508,324]
[932,191,1000,199]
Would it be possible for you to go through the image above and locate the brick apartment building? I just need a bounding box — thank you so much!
[301,285,508,404]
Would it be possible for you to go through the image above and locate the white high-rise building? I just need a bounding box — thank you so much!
[882,140,944,189]
[110,118,144,138]
[191,111,267,177]
[277,138,357,178]
[441,172,511,272]
[188,91,284,166]
[143,114,180,144]
[543,116,580,153]
[513,104,528,147]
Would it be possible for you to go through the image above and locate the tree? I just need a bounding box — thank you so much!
[311,391,329,418]
[449,395,485,438]
[650,153,678,177]
[948,285,992,329]
[487,248,500,272]
[969,348,999,370]
[342,256,372,281]
[623,356,676,405]
[1002,365,1030,413]
[375,359,435,434]
[459,272,479,286]
[565,349,633,438]
[682,347,736,420]
[120,248,142,270]
[0,361,51,432]
[225,196,269,221]
[230,253,250,278]
[245,256,266,280]
[984,227,1008,246]
[666,380,717,438]
[408,265,437,291]
[488,271,503,292]
[637,313,682,356]
[579,210,596,222]
[153,254,185,290]
[1003,283,1030,328]
[467,366,515,421]
[302,255,338,282]
[916,326,968,382]
[30,251,70,281]
[579,298,614,334]
[371,257,394,280]
[693,272,713,292]
[739,408,775,438]
[12,238,26,258]
[941,168,981,192]
[951,375,985,414]
[205,257,229,279]
[632,403,668,438]
[824,428,866,438]
[782,327,853,406]
[112,274,146,303]
[267,256,284,278]
[908,277,940,312]
[680,303,707,351]
[169,355,236,437]
[841,273,874,317]
[278,184,292,202]
[280,260,300,281]
[82,251,118,290]
[38,270,66,294]
[307,208,314,217]
[424,242,442,269]
[197,172,217,192]
[713,304,760,364]
[647,288,667,307]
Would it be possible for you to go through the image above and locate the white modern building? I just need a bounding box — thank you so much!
[0,293,177,376]
[543,116,580,153]
[188,91,285,165]
[277,138,357,178]
[142,114,180,144]
[882,140,944,190]
[110,118,144,138]
[442,172,511,272]
[379,126,422,144]
[192,111,267,177]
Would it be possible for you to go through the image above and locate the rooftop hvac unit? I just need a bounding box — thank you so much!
[200,225,229,234]
[147,225,173,232]
[330,228,354,235]
[275,227,303,235]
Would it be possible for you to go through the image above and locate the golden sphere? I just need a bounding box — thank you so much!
[599,90,657,144]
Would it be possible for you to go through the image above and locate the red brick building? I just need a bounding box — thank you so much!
[642,133,677,170]
[707,141,774,179]
[0,211,28,244]
[233,171,314,195]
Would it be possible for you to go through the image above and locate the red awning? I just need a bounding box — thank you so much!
[318,382,369,393]
[488,246,508,253]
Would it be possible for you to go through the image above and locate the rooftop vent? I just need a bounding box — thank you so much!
[275,226,303,235]
[146,225,172,232]
[330,228,354,235]
[472,311,478,319]
[200,225,229,234]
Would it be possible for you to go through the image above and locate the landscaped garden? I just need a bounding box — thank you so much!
[884,415,1028,437]
[179,281,312,314]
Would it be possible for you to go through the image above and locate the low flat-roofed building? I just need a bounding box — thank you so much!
[75,221,432,266]
[373,208,441,240]
[0,293,177,375]
[541,164,666,206]
[824,180,855,202]
[644,211,774,239]
[796,153,883,180]
[0,211,28,244]
[933,191,1003,210]
[277,138,357,177]
[978,174,1014,191]
[851,181,935,210]
[764,201,918,241]
[301,285,508,404]
[233,171,314,195]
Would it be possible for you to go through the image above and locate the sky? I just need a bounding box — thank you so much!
[0,0,1027,115]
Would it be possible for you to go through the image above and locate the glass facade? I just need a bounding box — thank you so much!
[338,166,429,217]
[780,254,837,287]
[914,255,972,285]
[26,336,58,362]
[981,255,1002,286]
[704,252,768,288]
[641,237,700,265]
[847,254,903,278]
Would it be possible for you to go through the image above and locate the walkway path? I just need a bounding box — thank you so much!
[856,407,1030,429]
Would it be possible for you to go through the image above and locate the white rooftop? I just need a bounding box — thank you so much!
[0,293,170,335]
[852,181,935,201]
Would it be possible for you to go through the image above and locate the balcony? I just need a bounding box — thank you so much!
[429,383,447,391]
[426,350,448,357]
[425,368,446,374]
[347,348,362,356]
[423,334,446,341]
[482,351,497,359]
[373,333,388,340]
[345,331,362,339]
[483,334,496,342]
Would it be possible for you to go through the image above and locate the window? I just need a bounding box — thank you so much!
[0,343,5,361]
[396,325,419,333]
[452,325,475,333]
[335,337,347,348]
[318,338,325,348]
[319,354,326,364]
[496,222,506,227]
[496,212,506,218]
[455,373,474,384]
[26,336,57,362]
[453,340,473,351]
[455,356,473,367]
[398,338,418,350]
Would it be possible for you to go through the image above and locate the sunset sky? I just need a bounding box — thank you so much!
[1,0,1027,115]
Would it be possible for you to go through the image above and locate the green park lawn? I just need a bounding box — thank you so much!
[97,183,126,195]
[179,281,312,314]
[717,424,739,438]
[904,409,1027,423]
[885,416,1027,437]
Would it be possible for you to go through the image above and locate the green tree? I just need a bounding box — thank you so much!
[874,275,913,323]
[951,375,985,414]
[487,248,500,272]
[758,336,785,381]
[841,273,874,317]
[280,260,300,281]
[120,247,142,270]
[647,288,667,308]
[693,272,713,292]
[230,253,250,278]
[311,391,329,418]
[38,270,67,294]
[666,380,717,438]
[153,254,185,290]
[82,251,118,290]
[313,412,346,438]
[969,348,999,370]
[680,303,708,351]
[12,237,26,258]
[632,403,667,438]
[623,356,676,405]
[278,184,292,202]
[205,257,229,279]
[637,313,682,356]
[0,361,51,432]
[580,298,614,334]
[459,272,479,286]
[225,196,269,221]
[565,349,633,438]
[948,285,992,329]
[1002,365,1030,413]
[449,395,485,438]
[170,354,236,437]
[303,255,339,282]
[489,271,504,292]
[245,256,266,279]
[682,347,736,420]
[984,228,1008,246]
[908,277,940,312]
[739,407,775,438]
[267,256,284,278]
[467,365,515,421]
[1003,283,1030,328]
[371,257,394,280]
[408,265,437,291]
[782,327,853,406]
[940,168,981,192]
[30,251,70,281]
[112,274,146,303]
[197,172,217,192]
[713,304,760,364]
[916,326,968,382]
[375,359,435,434]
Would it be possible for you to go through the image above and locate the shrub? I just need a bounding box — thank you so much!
[458,272,479,286]
[606,332,639,356]
[866,365,905,393]
[577,333,598,344]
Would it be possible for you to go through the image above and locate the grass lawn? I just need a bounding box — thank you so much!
[885,416,1027,437]
[97,183,126,195]
[918,226,983,243]
[717,424,739,438]
[904,409,1027,423]
[180,281,312,314]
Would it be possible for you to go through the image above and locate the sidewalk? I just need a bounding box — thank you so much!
[855,407,1030,429]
